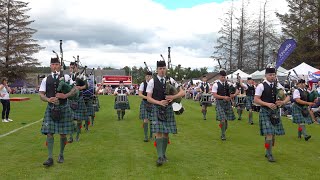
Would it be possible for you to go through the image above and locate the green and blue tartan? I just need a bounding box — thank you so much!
[94,96,100,112]
[150,104,177,134]
[291,104,313,125]
[259,107,285,136]
[41,103,74,135]
[139,100,152,120]
[114,97,130,110]
[215,100,235,121]
[84,98,95,117]
[245,95,254,110]
[69,97,88,121]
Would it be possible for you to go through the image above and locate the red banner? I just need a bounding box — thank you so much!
[102,76,132,85]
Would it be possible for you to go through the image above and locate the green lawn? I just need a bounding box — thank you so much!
[0,94,320,179]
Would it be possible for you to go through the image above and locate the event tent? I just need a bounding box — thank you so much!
[286,62,319,78]
[227,69,250,80]
[251,67,288,80]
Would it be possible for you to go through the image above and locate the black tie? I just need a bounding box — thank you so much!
[270,83,273,88]
[161,78,164,85]
[53,73,57,80]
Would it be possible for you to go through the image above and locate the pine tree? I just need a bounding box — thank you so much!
[0,0,43,81]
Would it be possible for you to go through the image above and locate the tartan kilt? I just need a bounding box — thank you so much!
[291,104,313,125]
[41,103,74,135]
[139,100,152,120]
[69,97,88,121]
[150,104,177,134]
[245,96,254,110]
[215,100,235,121]
[114,97,130,110]
[259,107,285,136]
[84,98,95,117]
[94,96,100,112]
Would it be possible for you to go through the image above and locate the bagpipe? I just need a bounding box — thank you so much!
[52,40,79,100]
[160,47,184,115]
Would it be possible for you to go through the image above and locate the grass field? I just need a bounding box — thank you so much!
[1,94,320,179]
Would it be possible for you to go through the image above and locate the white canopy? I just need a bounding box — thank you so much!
[252,66,288,80]
[227,69,250,80]
[250,70,260,77]
[286,62,319,77]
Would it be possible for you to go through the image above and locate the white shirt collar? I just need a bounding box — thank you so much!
[157,75,166,81]
[263,80,274,86]
[51,71,61,76]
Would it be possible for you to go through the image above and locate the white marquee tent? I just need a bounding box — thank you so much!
[286,62,319,78]
[251,66,288,80]
[227,69,250,80]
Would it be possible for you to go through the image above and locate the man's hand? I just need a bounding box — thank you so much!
[224,96,231,101]
[267,103,277,110]
[165,95,175,102]
[48,97,58,104]
[308,102,315,107]
[275,101,285,107]
[158,100,169,107]
[56,93,67,99]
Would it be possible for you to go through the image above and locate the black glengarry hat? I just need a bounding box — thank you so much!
[145,71,152,75]
[298,79,306,84]
[265,63,276,74]
[265,68,276,74]
[157,60,166,68]
[51,57,60,64]
[219,70,227,76]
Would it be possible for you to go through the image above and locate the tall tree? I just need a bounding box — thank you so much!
[213,0,236,72]
[0,0,43,81]
[276,0,320,68]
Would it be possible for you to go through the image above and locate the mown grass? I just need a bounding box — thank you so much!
[0,94,320,179]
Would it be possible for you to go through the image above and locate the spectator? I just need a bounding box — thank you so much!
[0,77,13,122]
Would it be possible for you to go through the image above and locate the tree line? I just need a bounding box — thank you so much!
[213,0,320,74]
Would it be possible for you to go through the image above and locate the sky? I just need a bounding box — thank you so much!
[26,0,289,71]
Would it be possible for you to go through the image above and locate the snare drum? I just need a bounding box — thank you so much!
[200,93,213,105]
[236,95,246,105]
[172,102,184,115]
[116,94,128,104]
[252,103,261,112]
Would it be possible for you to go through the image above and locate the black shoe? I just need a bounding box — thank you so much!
[75,136,80,142]
[221,135,226,141]
[266,154,275,162]
[57,155,64,163]
[156,157,164,166]
[43,158,53,166]
[250,122,254,125]
[298,135,301,139]
[238,118,241,120]
[305,135,311,141]
[68,137,73,143]
[143,138,149,142]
